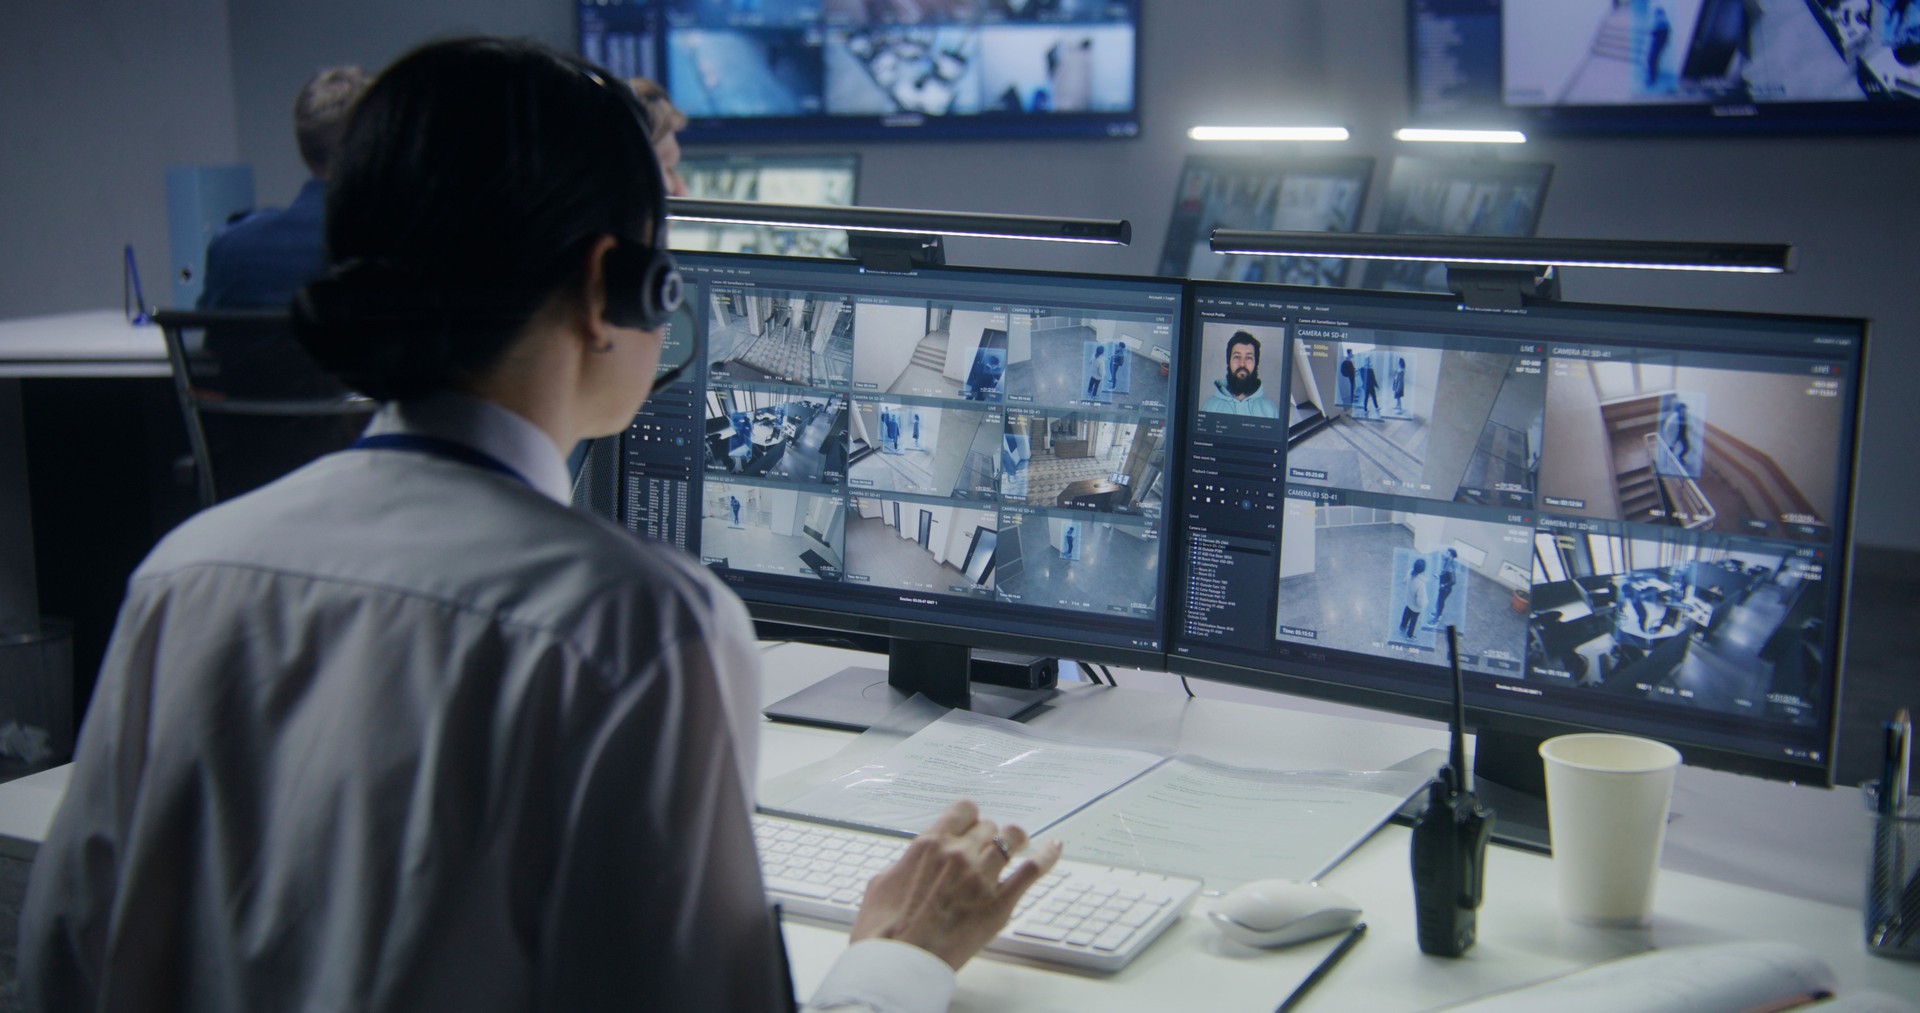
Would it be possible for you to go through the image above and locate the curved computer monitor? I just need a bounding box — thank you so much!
[1169,278,1867,848]
[619,251,1186,728]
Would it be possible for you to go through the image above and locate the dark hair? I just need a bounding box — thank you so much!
[1226,330,1260,366]
[1411,558,1427,577]
[294,66,369,177]
[292,37,666,401]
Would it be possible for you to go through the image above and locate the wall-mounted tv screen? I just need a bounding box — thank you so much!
[1356,155,1553,293]
[1410,0,1920,134]
[579,0,1142,143]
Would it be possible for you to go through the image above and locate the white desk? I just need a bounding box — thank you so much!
[4,643,1915,1010]
[1,309,173,633]
[0,309,170,379]
[754,644,1920,1012]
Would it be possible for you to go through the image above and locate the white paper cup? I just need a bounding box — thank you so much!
[1539,733,1682,927]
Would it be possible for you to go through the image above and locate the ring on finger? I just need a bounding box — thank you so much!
[990,834,1011,860]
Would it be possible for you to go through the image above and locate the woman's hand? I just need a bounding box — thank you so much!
[849,800,1064,971]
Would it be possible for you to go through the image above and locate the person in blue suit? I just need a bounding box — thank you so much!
[199,67,369,310]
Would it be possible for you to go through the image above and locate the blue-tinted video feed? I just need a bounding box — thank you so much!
[846,400,1003,500]
[668,28,826,116]
[1273,497,1532,676]
[1002,308,1173,413]
[703,386,848,486]
[589,0,1141,139]
[707,288,853,387]
[994,508,1160,617]
[1284,328,1544,509]
[1527,529,1831,727]
[825,25,984,114]
[844,495,1000,598]
[976,23,1135,114]
[700,480,848,581]
[667,0,823,27]
[1000,411,1164,518]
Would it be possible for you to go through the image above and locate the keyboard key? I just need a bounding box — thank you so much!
[753,813,1200,974]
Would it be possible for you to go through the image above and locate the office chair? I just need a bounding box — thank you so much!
[153,309,377,508]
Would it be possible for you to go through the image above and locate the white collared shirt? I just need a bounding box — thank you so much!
[20,393,953,1012]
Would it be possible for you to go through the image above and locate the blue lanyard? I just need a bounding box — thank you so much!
[350,433,532,489]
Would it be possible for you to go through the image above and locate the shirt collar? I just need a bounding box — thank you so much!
[365,392,574,504]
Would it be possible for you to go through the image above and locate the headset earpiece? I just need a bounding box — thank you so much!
[602,239,683,332]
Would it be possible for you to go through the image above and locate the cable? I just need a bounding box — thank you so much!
[1179,675,1196,698]
[1099,664,1118,688]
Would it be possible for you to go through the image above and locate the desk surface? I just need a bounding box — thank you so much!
[755,644,1920,1012]
[0,309,170,378]
[3,643,1914,1010]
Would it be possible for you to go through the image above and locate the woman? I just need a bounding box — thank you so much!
[20,37,1055,1013]
[1400,557,1430,639]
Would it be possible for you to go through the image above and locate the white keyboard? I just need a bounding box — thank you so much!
[754,813,1201,973]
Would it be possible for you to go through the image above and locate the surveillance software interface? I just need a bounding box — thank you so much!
[621,252,1184,655]
[1173,281,1865,769]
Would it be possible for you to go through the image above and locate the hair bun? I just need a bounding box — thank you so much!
[292,257,454,402]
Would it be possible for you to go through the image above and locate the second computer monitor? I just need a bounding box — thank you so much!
[1172,280,1866,807]
[671,153,861,258]
[1156,154,1375,286]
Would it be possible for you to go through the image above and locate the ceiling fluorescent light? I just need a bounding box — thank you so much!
[1187,126,1350,142]
[1395,127,1527,144]
[667,198,1130,245]
[1208,230,1794,273]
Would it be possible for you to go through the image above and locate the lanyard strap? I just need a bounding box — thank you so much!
[350,433,532,489]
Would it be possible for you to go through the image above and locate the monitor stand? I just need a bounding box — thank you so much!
[763,639,1054,732]
[1469,727,1552,854]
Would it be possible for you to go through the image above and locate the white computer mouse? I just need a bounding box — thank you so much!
[1207,879,1363,949]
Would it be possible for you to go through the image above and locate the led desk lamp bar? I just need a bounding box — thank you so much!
[1209,230,1795,309]
[669,197,1132,271]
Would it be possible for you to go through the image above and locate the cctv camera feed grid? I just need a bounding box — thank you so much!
[1156,155,1374,287]
[1174,282,1864,769]
[583,0,1142,141]
[1410,0,1920,132]
[671,154,860,258]
[622,253,1182,652]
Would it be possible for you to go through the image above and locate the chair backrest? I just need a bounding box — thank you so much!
[153,309,377,507]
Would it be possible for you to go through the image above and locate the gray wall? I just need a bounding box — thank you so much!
[4,0,1914,549]
[0,0,238,321]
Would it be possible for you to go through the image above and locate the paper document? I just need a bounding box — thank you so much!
[770,709,1164,836]
[1049,756,1427,887]
[1437,941,1846,1013]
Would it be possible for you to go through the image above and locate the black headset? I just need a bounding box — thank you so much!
[603,238,684,332]
[572,56,685,333]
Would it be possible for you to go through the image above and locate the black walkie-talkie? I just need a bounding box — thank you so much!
[1410,625,1495,957]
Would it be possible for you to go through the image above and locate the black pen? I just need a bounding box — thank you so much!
[1275,922,1367,1013]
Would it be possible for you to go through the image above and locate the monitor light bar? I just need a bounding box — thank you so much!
[1209,230,1794,273]
[667,198,1130,245]
[1394,128,1527,144]
[1187,126,1351,142]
